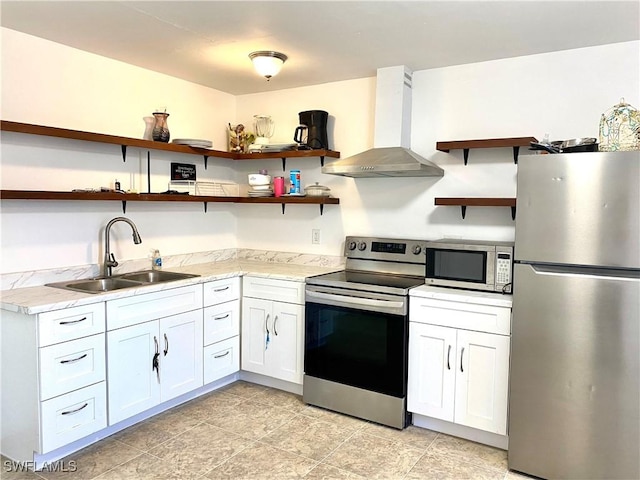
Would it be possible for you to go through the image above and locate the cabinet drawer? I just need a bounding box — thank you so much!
[107,285,203,330]
[39,333,106,401]
[410,297,511,335]
[40,382,107,454]
[203,277,240,306]
[203,336,239,384]
[39,303,105,347]
[203,300,240,346]
[242,276,304,305]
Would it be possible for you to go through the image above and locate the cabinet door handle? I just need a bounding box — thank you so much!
[273,315,278,336]
[213,286,230,292]
[447,345,451,370]
[265,314,271,350]
[61,402,88,416]
[214,350,230,359]
[60,316,87,325]
[460,347,465,373]
[163,333,169,356]
[152,336,160,382]
[60,353,88,364]
[214,314,230,321]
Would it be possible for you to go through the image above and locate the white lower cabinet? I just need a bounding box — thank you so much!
[107,310,203,425]
[408,323,510,434]
[241,277,304,384]
[408,289,512,437]
[202,278,240,384]
[1,302,107,461]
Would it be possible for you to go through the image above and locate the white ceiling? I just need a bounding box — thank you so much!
[1,1,639,95]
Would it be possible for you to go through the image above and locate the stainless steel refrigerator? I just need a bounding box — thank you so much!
[509,151,639,479]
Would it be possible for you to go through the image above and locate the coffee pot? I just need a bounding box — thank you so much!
[294,110,329,150]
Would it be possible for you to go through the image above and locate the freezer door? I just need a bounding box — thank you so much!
[509,263,639,480]
[515,151,639,268]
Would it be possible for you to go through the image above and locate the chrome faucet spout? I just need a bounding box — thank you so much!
[103,217,143,277]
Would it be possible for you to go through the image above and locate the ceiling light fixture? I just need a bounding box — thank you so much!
[249,51,288,80]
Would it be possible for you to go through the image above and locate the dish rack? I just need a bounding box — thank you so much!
[168,180,239,197]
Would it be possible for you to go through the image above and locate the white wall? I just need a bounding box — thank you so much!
[235,41,640,252]
[0,28,238,273]
[1,25,638,275]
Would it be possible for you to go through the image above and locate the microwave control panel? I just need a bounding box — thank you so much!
[496,252,512,285]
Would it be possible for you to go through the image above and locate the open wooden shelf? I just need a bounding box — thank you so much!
[0,120,340,169]
[435,197,516,220]
[436,137,537,165]
[0,190,339,215]
[1,121,342,215]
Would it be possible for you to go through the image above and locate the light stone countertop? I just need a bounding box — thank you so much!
[0,259,343,315]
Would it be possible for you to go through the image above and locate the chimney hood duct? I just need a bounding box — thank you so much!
[322,66,444,178]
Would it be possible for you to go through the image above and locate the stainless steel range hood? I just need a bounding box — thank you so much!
[322,66,444,178]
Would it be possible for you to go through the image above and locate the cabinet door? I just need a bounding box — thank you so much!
[407,323,456,421]
[454,330,510,435]
[107,321,160,425]
[159,310,203,402]
[241,297,271,376]
[270,302,304,384]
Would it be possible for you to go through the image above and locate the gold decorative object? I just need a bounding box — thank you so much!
[227,124,255,153]
[598,98,640,151]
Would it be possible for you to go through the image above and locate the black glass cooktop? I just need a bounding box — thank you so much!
[306,270,425,295]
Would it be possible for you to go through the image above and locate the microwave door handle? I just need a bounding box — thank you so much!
[306,290,404,310]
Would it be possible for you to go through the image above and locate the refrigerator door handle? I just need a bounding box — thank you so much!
[525,263,640,282]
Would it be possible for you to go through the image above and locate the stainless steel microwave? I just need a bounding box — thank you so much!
[425,239,514,293]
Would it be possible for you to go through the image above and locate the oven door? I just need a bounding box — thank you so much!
[304,285,409,398]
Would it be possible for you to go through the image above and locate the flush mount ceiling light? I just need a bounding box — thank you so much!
[249,51,288,80]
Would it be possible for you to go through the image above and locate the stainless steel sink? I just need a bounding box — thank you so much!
[49,277,143,293]
[120,270,198,283]
[46,270,199,294]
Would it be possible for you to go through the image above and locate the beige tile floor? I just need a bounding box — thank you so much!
[2,381,531,480]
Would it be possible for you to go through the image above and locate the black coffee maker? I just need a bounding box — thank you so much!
[294,110,329,150]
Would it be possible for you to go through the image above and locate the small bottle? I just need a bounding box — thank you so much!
[114,179,121,191]
[151,249,162,270]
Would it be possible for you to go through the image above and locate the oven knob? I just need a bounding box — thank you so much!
[412,245,422,255]
[358,242,367,251]
[347,241,357,251]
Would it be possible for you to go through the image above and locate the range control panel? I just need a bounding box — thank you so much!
[344,236,428,265]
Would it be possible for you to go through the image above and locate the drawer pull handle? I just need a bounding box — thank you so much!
[274,315,278,336]
[214,314,230,321]
[447,345,451,370]
[460,347,465,373]
[164,333,169,356]
[214,350,230,359]
[61,402,88,416]
[60,316,88,325]
[213,286,230,292]
[60,353,88,364]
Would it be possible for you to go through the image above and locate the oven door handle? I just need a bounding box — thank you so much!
[306,289,405,312]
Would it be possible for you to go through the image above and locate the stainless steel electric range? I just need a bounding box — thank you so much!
[303,236,428,429]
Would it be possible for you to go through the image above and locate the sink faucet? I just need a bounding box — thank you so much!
[103,217,142,277]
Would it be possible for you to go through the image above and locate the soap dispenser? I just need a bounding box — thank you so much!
[151,249,162,270]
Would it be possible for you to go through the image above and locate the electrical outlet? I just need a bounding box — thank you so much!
[312,229,321,244]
